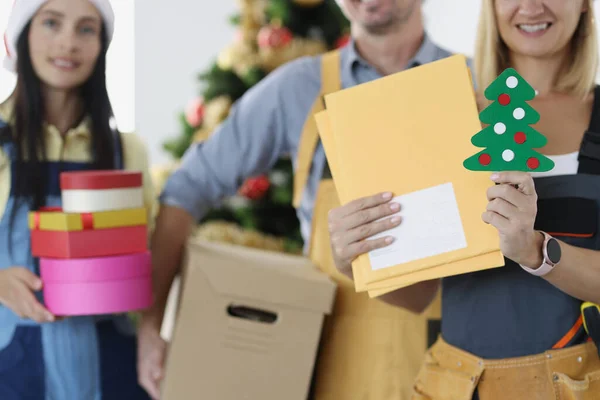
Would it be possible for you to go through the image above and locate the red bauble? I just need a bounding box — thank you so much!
[514,132,526,144]
[527,157,540,170]
[498,93,511,106]
[185,98,204,127]
[257,26,293,49]
[239,175,271,200]
[479,153,491,166]
[335,33,350,49]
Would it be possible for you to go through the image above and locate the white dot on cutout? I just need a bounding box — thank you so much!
[494,122,506,134]
[506,76,518,89]
[502,149,515,162]
[513,108,525,120]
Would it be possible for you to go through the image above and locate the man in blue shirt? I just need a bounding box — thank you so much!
[137,1,455,399]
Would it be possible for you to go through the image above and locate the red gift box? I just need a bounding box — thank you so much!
[30,207,147,259]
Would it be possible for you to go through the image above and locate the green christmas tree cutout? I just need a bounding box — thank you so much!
[463,68,554,172]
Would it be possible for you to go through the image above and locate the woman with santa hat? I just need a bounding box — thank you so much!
[0,0,153,398]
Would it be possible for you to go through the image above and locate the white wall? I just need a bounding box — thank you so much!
[424,0,481,57]
[135,0,238,166]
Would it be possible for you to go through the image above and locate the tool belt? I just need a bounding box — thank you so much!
[412,335,600,400]
[412,303,600,400]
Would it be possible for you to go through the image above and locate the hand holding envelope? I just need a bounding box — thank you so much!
[327,191,401,278]
[314,54,506,297]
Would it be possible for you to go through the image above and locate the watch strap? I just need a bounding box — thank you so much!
[519,232,556,277]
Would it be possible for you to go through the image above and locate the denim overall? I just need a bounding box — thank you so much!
[0,118,150,399]
[438,86,600,399]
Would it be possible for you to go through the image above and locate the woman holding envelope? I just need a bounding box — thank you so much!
[328,0,600,398]
[0,0,152,399]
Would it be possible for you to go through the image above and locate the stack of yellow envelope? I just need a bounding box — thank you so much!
[314,54,505,297]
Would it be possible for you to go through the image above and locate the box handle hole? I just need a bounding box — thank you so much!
[227,304,278,324]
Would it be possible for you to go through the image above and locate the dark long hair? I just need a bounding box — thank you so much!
[3,21,119,238]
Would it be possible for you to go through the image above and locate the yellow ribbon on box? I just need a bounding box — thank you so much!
[28,207,147,231]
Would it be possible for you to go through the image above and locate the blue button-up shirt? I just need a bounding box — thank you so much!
[160,35,454,251]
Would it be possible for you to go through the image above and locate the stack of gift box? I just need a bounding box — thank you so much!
[29,170,153,316]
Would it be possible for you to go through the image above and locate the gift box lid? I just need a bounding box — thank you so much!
[60,170,142,190]
[28,207,147,231]
[40,251,151,283]
[184,239,337,315]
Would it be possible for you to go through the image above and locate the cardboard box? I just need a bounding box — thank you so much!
[161,238,337,400]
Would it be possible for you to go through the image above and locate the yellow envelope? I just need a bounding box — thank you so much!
[313,54,505,295]
[314,110,504,297]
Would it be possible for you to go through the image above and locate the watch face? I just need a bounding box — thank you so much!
[547,238,562,264]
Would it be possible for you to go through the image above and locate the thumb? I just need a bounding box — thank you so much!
[14,268,43,291]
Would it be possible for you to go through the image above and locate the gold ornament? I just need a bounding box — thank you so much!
[216,46,235,71]
[217,43,260,77]
[150,163,178,198]
[203,96,233,129]
[193,221,290,253]
[237,0,268,34]
[259,37,327,72]
[192,127,213,143]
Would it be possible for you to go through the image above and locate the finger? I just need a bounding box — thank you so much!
[142,374,162,400]
[31,301,54,323]
[345,215,402,244]
[490,172,535,195]
[14,268,43,291]
[486,198,518,220]
[339,201,400,231]
[343,236,394,261]
[487,183,524,208]
[482,210,510,232]
[339,192,393,217]
[21,290,54,322]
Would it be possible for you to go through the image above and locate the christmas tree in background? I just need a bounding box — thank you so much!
[463,68,554,172]
[153,0,349,254]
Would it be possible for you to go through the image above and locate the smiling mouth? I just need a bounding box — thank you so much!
[50,58,81,70]
[517,23,552,34]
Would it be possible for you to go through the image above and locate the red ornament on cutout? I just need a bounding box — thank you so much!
[498,93,511,106]
[479,153,491,166]
[514,132,526,144]
[527,157,540,170]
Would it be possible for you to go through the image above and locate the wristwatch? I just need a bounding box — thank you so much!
[519,231,562,277]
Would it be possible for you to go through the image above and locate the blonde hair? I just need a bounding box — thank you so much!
[474,0,598,99]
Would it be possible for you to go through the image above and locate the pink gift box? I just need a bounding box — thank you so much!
[40,252,153,316]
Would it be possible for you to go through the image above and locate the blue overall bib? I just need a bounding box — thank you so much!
[0,118,150,400]
[441,85,600,398]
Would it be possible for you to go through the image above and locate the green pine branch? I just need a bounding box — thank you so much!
[198,63,251,103]
[229,13,241,25]
[265,0,290,24]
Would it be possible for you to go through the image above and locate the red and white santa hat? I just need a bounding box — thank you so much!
[3,0,115,73]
